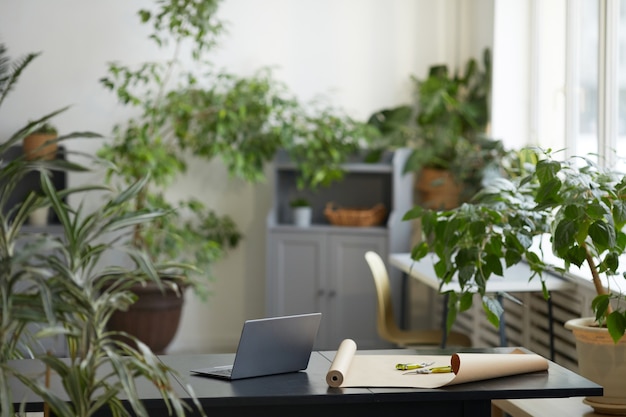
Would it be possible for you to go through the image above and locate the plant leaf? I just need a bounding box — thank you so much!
[607,311,626,344]
[482,296,503,328]
[592,294,611,321]
[589,220,615,252]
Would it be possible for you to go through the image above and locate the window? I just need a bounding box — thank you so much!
[548,0,626,167]
[616,0,626,170]
[573,0,599,159]
[493,0,626,168]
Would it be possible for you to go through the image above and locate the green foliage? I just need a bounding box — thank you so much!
[413,56,490,150]
[0,44,40,110]
[0,48,96,393]
[7,173,200,417]
[30,121,58,135]
[285,106,372,189]
[368,49,504,202]
[289,197,310,208]
[405,148,626,343]
[98,0,372,294]
[0,42,198,417]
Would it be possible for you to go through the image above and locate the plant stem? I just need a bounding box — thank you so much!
[585,246,613,315]
[44,356,50,417]
[148,40,181,138]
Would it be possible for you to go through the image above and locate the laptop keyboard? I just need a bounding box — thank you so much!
[211,368,233,377]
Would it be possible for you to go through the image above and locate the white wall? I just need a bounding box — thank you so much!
[0,0,493,353]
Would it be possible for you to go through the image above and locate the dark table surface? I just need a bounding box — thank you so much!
[9,347,602,417]
[160,347,602,417]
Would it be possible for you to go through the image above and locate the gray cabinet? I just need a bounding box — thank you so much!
[266,149,413,350]
[267,229,387,349]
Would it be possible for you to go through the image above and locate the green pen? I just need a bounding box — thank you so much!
[395,362,433,371]
[401,365,453,374]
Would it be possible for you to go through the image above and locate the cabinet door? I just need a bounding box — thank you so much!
[266,231,326,317]
[326,233,388,350]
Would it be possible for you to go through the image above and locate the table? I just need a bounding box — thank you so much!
[389,253,576,357]
[6,357,189,415]
[162,347,600,417]
[8,347,602,417]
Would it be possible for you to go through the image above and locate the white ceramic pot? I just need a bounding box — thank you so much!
[565,317,626,415]
[29,207,50,226]
[293,206,312,227]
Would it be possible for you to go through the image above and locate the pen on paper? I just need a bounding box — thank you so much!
[402,366,453,375]
[395,362,434,371]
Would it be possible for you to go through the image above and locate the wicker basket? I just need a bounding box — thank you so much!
[324,202,387,227]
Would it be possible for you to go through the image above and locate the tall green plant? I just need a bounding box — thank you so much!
[98,0,243,291]
[0,45,99,415]
[368,49,502,203]
[404,148,626,343]
[11,174,198,417]
[98,0,372,292]
[0,124,84,417]
[0,44,200,417]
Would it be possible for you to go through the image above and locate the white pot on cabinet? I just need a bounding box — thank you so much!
[29,206,50,226]
[293,206,312,227]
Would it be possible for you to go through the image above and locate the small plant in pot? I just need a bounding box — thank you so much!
[22,121,59,161]
[403,148,626,414]
[290,197,312,227]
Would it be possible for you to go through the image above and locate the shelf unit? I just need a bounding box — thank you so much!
[266,149,413,350]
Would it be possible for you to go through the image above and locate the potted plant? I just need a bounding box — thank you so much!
[0,43,196,417]
[98,0,371,351]
[368,49,505,209]
[290,197,312,227]
[404,148,626,414]
[20,121,61,226]
[22,121,58,161]
[16,173,198,417]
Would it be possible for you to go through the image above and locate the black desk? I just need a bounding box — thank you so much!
[10,348,602,417]
[161,347,601,417]
[6,357,189,416]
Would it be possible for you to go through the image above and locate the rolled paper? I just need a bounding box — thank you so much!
[326,338,357,387]
[325,344,549,388]
[448,349,549,386]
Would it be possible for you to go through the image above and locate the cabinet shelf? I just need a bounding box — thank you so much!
[273,149,397,174]
[266,148,414,350]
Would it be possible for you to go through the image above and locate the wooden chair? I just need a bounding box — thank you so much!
[364,251,472,347]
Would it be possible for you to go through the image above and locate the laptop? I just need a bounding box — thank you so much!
[190,312,322,380]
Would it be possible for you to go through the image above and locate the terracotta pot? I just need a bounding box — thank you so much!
[107,281,185,354]
[565,317,626,415]
[23,133,58,161]
[415,167,462,210]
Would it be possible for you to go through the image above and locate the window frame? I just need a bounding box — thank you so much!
[493,0,622,166]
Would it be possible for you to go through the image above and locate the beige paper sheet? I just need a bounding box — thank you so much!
[326,339,549,389]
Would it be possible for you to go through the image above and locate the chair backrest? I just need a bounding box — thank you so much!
[364,251,401,341]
